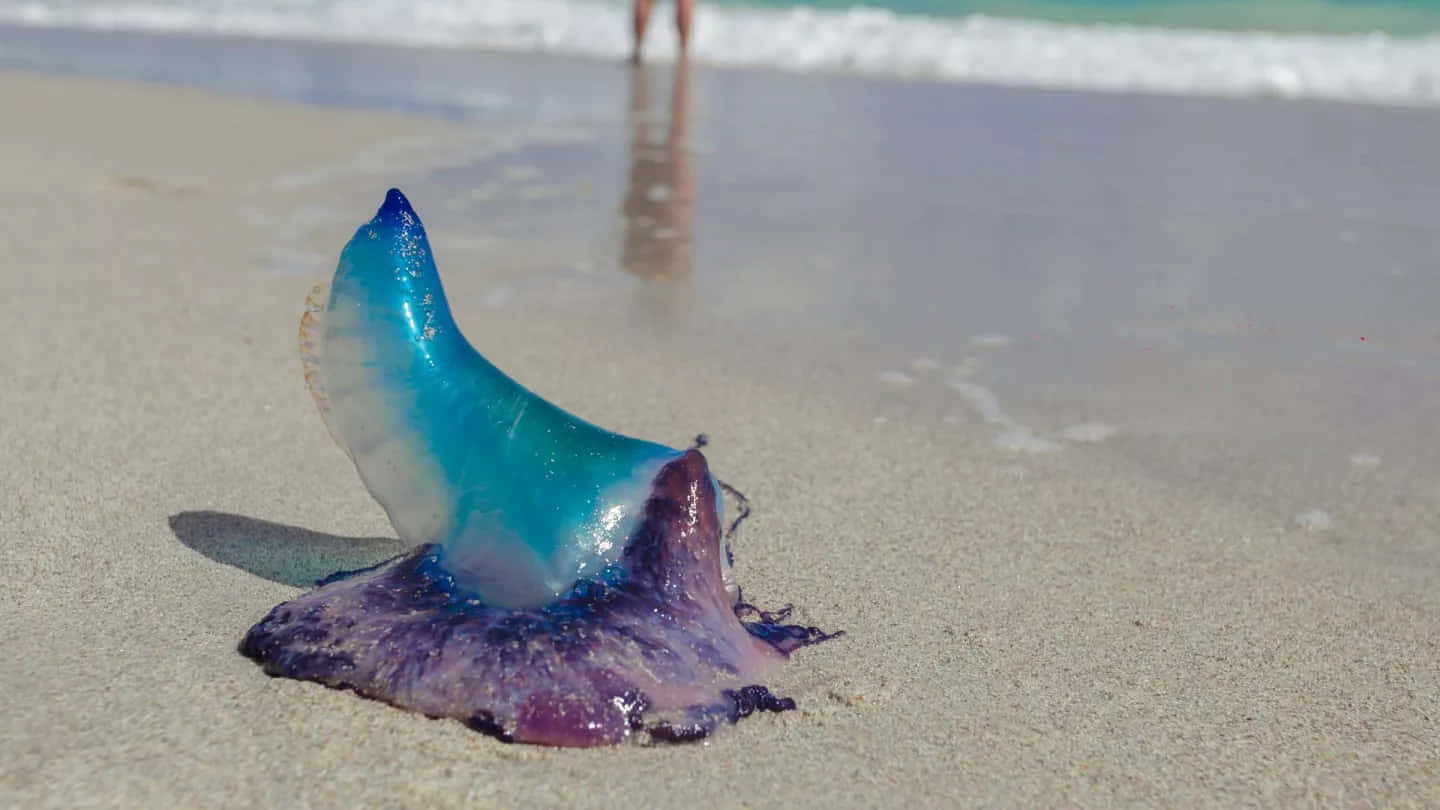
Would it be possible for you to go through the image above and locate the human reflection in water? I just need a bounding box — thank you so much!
[620,59,695,318]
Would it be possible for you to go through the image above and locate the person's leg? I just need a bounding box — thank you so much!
[632,0,653,63]
[675,0,694,57]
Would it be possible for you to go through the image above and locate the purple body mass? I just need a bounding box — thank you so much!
[242,450,835,745]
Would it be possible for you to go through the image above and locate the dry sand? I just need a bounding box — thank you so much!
[2,70,1437,808]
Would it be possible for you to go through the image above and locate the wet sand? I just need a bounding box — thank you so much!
[1,63,1437,808]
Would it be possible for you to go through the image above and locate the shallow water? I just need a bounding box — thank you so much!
[8,25,1438,568]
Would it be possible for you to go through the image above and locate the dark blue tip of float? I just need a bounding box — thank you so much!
[376,187,415,220]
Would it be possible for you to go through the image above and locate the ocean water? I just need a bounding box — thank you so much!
[725,0,1440,35]
[2,0,1439,103]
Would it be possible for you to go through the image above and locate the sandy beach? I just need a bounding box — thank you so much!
[2,52,1438,808]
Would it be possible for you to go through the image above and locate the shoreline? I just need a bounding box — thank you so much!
[3,19,1440,109]
[2,67,1437,807]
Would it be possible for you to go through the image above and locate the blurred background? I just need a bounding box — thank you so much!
[5,1,1440,804]
[3,0,1440,97]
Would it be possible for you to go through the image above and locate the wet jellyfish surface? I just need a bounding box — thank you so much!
[240,189,838,746]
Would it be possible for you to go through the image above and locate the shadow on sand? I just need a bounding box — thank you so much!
[168,510,406,588]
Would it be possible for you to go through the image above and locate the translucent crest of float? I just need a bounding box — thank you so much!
[303,189,686,608]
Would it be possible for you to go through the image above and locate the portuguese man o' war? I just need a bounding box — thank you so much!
[241,189,838,745]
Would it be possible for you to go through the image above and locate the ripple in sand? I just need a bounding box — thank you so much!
[1293,509,1335,532]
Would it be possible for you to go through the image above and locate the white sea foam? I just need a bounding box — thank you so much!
[946,380,1010,426]
[4,0,1440,106]
[946,379,1062,454]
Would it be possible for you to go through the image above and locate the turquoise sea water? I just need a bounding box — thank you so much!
[717,0,1440,34]
[2,0,1438,103]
